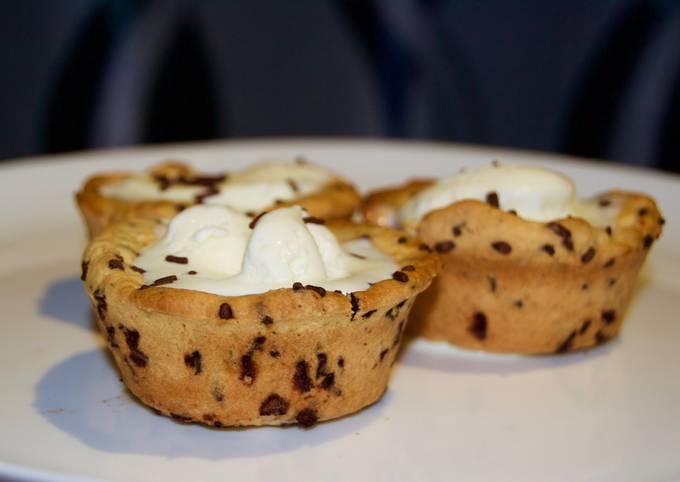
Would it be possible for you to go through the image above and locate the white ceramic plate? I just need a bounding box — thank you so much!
[1,139,678,482]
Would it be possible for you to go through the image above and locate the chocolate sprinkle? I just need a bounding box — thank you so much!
[392,271,409,282]
[418,243,431,252]
[434,240,455,253]
[219,303,234,319]
[579,320,592,335]
[491,241,512,254]
[469,312,487,340]
[293,360,313,392]
[547,222,573,251]
[303,216,325,225]
[296,408,318,428]
[165,255,188,264]
[259,394,290,416]
[80,261,89,281]
[603,258,616,268]
[452,225,463,237]
[349,252,366,260]
[248,212,266,229]
[542,244,555,256]
[305,285,327,297]
[379,348,389,361]
[580,247,596,264]
[292,282,304,291]
[486,191,500,208]
[401,265,415,272]
[598,199,611,207]
[184,350,202,375]
[605,226,612,236]
[187,270,197,275]
[151,275,177,286]
[362,309,377,319]
[488,276,497,293]
[287,178,300,193]
[131,265,146,274]
[398,236,408,244]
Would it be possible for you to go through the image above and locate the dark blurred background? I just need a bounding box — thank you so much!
[1,0,679,171]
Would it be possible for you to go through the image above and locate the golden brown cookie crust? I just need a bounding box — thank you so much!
[361,182,664,354]
[76,161,362,238]
[81,218,441,427]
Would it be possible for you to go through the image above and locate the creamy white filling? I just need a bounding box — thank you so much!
[101,161,333,212]
[399,164,611,227]
[135,205,397,296]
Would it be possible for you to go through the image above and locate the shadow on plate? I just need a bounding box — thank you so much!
[38,276,94,331]
[34,348,388,459]
[396,334,620,375]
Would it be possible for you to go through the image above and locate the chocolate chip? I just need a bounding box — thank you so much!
[320,373,335,390]
[547,222,573,250]
[212,421,223,428]
[219,303,234,319]
[452,225,463,237]
[261,315,273,325]
[555,331,576,354]
[296,408,318,428]
[108,258,124,270]
[401,265,415,272]
[337,356,345,368]
[643,235,654,249]
[434,241,455,253]
[385,306,398,320]
[123,328,140,350]
[129,350,148,368]
[398,236,408,244]
[305,285,327,297]
[580,247,596,264]
[659,217,666,226]
[486,191,500,208]
[392,271,409,282]
[491,241,512,254]
[259,394,290,416]
[212,387,224,402]
[202,414,215,422]
[488,276,497,293]
[605,226,612,236]
[542,244,555,256]
[175,204,185,212]
[469,312,487,340]
[165,255,188,264]
[80,261,89,281]
[608,278,617,287]
[514,299,523,308]
[131,265,146,274]
[595,330,608,345]
[240,354,256,384]
[581,283,589,290]
[184,350,202,375]
[293,360,313,392]
[269,350,280,358]
[187,270,197,275]
[602,310,616,325]
[418,243,431,252]
[316,353,328,378]
[379,348,389,361]
[350,293,360,320]
[248,212,266,229]
[105,326,118,348]
[292,282,304,291]
[579,319,592,334]
[252,336,266,350]
[303,216,325,225]
[362,309,377,319]
[508,209,518,215]
[598,199,611,207]
[603,258,615,268]
[93,289,107,320]
[638,207,648,216]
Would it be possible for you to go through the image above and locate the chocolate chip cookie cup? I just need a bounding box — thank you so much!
[80,206,440,427]
[361,165,664,355]
[76,159,361,238]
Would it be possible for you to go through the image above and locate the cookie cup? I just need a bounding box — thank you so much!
[81,219,440,427]
[76,161,361,238]
[362,182,664,354]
